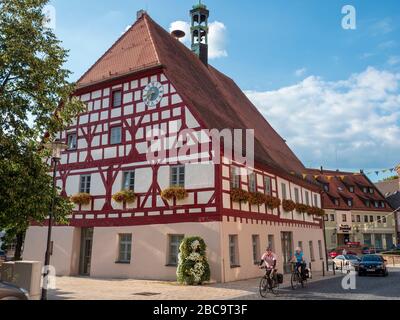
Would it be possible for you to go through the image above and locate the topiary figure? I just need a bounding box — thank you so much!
[177,236,211,285]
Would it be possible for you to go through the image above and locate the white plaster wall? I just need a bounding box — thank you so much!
[23,226,81,276]
[220,217,326,282]
[90,222,222,282]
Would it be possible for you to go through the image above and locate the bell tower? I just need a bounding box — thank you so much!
[190,1,209,65]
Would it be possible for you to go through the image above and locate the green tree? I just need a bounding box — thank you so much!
[0,0,84,259]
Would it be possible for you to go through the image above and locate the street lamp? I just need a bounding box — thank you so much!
[41,139,67,301]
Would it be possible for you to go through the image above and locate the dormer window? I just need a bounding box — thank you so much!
[369,188,374,194]
[380,202,385,208]
[374,201,379,208]
[324,184,329,192]
[365,200,370,207]
[334,199,340,206]
[347,199,353,207]
[349,186,354,193]
[363,187,368,193]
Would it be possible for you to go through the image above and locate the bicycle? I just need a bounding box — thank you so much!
[290,262,307,290]
[259,267,279,297]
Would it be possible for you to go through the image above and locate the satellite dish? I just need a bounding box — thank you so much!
[171,30,186,39]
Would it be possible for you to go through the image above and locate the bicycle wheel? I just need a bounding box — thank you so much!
[270,279,279,296]
[291,272,300,290]
[259,277,269,298]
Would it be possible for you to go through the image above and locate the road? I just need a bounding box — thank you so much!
[234,267,400,300]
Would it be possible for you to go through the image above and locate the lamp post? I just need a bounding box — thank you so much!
[41,139,67,301]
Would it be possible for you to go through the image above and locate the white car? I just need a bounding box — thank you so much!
[333,254,361,270]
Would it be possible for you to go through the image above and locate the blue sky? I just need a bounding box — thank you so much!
[50,0,400,181]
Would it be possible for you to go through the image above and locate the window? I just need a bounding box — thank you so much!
[67,133,77,150]
[370,216,374,223]
[79,175,91,193]
[309,241,315,262]
[363,187,368,193]
[374,201,379,208]
[249,173,256,193]
[230,167,240,189]
[342,214,347,223]
[352,215,355,222]
[324,214,328,221]
[110,126,122,145]
[112,90,122,108]
[168,235,184,266]
[298,241,303,251]
[305,191,310,206]
[294,188,300,203]
[349,186,354,193]
[380,202,385,208]
[377,216,381,224]
[324,184,329,192]
[229,235,239,267]
[171,165,185,187]
[364,215,368,223]
[334,199,340,206]
[252,235,260,264]
[369,188,374,194]
[268,235,275,251]
[382,216,387,224]
[347,199,353,207]
[318,240,323,260]
[122,171,135,191]
[314,194,318,207]
[118,234,132,263]
[264,176,272,195]
[281,183,287,200]
[330,214,335,222]
[365,200,371,207]
[356,215,361,223]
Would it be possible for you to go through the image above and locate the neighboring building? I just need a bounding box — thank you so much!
[375,165,400,242]
[23,4,326,282]
[308,168,396,251]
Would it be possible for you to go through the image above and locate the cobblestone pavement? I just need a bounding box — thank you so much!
[48,271,340,300]
[48,268,400,300]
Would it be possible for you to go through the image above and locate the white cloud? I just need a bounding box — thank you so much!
[169,20,228,59]
[295,68,307,77]
[388,55,400,66]
[245,67,400,170]
[370,18,393,36]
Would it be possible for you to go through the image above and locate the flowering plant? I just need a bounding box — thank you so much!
[177,237,210,285]
[70,193,91,205]
[112,190,137,204]
[161,186,188,201]
[248,192,267,205]
[295,203,309,213]
[265,195,281,209]
[282,199,296,212]
[230,188,250,203]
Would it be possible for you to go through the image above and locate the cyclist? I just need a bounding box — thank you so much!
[259,247,278,286]
[291,247,306,280]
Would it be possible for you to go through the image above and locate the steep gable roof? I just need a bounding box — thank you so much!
[77,13,307,177]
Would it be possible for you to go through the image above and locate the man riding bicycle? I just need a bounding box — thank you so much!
[259,247,278,285]
[291,247,306,280]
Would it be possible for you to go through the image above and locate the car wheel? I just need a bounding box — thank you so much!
[384,270,389,277]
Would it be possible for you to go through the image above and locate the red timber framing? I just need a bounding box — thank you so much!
[36,66,323,231]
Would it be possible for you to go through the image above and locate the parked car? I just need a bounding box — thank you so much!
[0,282,29,300]
[358,255,388,277]
[329,248,358,259]
[333,254,361,270]
[362,247,378,255]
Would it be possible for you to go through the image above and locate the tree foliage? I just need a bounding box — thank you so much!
[0,0,84,258]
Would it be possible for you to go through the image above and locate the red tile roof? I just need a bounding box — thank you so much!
[307,169,391,212]
[77,13,308,178]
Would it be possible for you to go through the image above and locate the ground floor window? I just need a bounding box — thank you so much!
[385,234,394,249]
[363,234,372,246]
[267,235,275,251]
[309,241,315,262]
[252,235,260,265]
[375,234,383,250]
[281,232,293,274]
[229,235,239,267]
[168,234,184,266]
[118,234,132,263]
[318,240,323,260]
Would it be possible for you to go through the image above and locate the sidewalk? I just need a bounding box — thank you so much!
[48,271,342,300]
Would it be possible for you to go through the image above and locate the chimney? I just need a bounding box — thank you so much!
[137,9,146,20]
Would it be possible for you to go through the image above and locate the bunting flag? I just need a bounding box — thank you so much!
[365,166,397,176]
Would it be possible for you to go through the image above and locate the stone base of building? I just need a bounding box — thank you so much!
[23,217,326,283]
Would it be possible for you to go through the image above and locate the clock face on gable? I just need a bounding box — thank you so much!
[143,81,164,107]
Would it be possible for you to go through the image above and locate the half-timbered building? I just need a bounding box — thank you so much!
[24,4,327,282]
